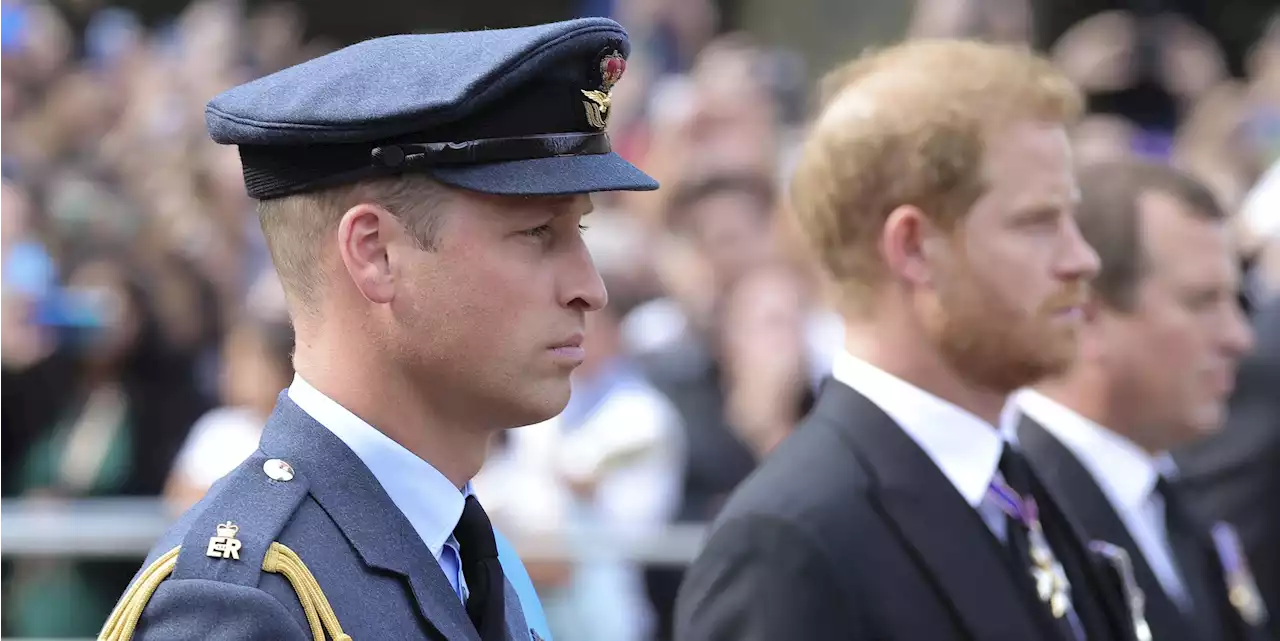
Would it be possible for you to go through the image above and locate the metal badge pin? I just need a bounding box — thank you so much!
[263,458,295,482]
[206,521,243,560]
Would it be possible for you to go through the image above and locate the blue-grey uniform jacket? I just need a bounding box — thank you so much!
[101,394,546,641]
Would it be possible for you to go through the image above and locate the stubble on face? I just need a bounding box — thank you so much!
[925,242,1089,395]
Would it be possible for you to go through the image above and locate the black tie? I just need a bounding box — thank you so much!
[1155,476,1223,641]
[454,495,507,641]
[997,446,1043,574]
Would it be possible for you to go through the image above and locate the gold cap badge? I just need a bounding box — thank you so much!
[582,50,626,130]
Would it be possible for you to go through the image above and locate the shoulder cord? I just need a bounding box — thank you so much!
[98,543,352,641]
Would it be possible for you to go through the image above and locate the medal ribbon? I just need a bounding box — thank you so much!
[987,474,1039,530]
[1210,522,1244,575]
[1211,521,1270,626]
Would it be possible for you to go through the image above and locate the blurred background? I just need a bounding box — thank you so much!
[3,0,1280,639]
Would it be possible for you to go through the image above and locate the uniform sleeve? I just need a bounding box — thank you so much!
[133,579,310,641]
[674,515,865,641]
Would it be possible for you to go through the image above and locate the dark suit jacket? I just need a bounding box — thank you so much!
[120,394,535,641]
[673,379,1139,641]
[1019,415,1270,641]
[1176,295,1280,640]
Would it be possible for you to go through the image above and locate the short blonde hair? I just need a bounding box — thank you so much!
[257,175,449,317]
[789,39,1084,311]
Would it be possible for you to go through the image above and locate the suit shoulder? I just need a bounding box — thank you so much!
[104,453,322,640]
[144,452,312,587]
[130,578,310,640]
[712,412,875,535]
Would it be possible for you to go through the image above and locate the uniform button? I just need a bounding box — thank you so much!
[263,458,295,482]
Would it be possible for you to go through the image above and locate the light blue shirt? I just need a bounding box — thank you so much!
[288,375,470,602]
[495,529,552,639]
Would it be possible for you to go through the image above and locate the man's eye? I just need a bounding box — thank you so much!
[522,222,588,240]
[523,225,553,239]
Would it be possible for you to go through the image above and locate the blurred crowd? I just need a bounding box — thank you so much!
[2,0,1280,638]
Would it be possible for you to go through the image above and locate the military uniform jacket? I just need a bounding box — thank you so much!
[1019,416,1274,641]
[102,395,535,641]
[673,380,1144,641]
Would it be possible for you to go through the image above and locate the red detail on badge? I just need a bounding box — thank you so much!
[600,52,625,90]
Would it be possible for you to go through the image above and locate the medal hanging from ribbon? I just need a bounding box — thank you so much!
[1211,522,1270,627]
[988,476,1074,619]
[1090,540,1153,641]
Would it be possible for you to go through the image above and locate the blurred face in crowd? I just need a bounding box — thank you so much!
[719,264,809,388]
[221,321,292,413]
[684,190,775,290]
[1096,191,1253,448]
[339,188,606,430]
[920,121,1100,393]
[686,188,773,289]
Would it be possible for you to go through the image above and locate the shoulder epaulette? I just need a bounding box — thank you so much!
[99,455,353,641]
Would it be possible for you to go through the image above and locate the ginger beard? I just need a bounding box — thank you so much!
[924,242,1089,395]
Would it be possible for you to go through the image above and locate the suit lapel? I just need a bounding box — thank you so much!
[1018,415,1191,641]
[260,395,481,641]
[813,382,1049,640]
[502,578,531,641]
[1165,490,1241,641]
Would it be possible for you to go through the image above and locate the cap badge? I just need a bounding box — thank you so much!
[581,50,626,130]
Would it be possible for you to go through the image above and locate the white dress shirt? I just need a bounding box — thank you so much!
[1015,389,1190,608]
[831,351,1015,540]
[288,375,470,601]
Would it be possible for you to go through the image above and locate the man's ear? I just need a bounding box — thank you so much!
[337,203,397,305]
[881,204,943,287]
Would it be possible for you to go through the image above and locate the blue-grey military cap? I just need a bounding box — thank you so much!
[206,18,658,199]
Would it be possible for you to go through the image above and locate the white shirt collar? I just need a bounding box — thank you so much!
[1014,389,1171,509]
[287,374,469,560]
[831,350,1010,508]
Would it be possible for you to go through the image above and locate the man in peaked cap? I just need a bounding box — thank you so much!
[99,17,655,641]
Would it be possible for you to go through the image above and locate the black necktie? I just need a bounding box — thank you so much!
[1155,476,1223,640]
[997,446,1046,576]
[454,495,506,641]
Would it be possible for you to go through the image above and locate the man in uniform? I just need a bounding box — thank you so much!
[99,17,656,641]
[1013,159,1269,641]
[674,40,1143,641]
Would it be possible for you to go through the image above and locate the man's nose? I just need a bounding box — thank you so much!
[1058,216,1101,282]
[1220,300,1255,360]
[562,246,607,312]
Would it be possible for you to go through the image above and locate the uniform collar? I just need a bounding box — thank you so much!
[287,375,469,560]
[1014,389,1173,510]
[831,350,1010,508]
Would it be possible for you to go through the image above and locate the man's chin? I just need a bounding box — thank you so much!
[505,385,573,428]
[1190,405,1229,438]
[939,335,1076,394]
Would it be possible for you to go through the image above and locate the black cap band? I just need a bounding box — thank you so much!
[371,132,611,168]
[239,131,613,200]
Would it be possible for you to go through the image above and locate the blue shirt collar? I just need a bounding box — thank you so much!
[287,375,470,560]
